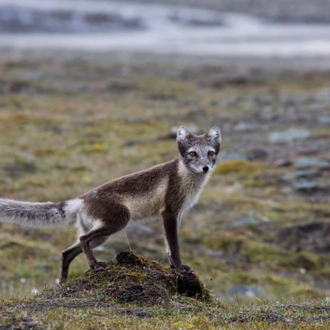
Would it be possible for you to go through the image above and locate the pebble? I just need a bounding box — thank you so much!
[281,186,293,194]
[170,123,200,135]
[246,148,268,161]
[201,72,258,88]
[293,180,319,193]
[219,151,247,161]
[318,116,330,124]
[275,159,293,167]
[282,169,321,182]
[31,288,40,295]
[234,121,257,132]
[232,218,259,227]
[295,157,330,170]
[268,128,311,144]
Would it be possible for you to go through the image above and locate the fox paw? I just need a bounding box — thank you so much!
[178,264,194,274]
[91,262,109,271]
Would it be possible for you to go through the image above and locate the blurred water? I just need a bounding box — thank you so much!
[0,0,330,57]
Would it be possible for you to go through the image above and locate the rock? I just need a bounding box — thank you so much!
[23,70,43,80]
[124,140,139,147]
[282,169,327,194]
[282,169,321,182]
[0,7,145,33]
[275,159,293,167]
[168,11,224,27]
[246,148,268,161]
[227,285,268,298]
[295,157,330,170]
[170,123,199,136]
[293,180,319,193]
[219,151,248,161]
[315,89,330,102]
[200,71,263,88]
[318,116,330,124]
[234,121,257,132]
[281,186,293,194]
[268,128,311,144]
[232,218,259,227]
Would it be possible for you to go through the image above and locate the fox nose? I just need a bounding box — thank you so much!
[202,166,209,173]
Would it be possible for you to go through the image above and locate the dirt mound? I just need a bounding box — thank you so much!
[45,251,210,306]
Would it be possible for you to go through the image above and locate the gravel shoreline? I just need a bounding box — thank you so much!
[129,0,330,23]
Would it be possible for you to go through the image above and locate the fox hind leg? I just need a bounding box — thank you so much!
[60,241,82,284]
[59,232,112,284]
[79,211,130,272]
[79,230,111,271]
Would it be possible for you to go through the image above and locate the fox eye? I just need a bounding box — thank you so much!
[189,151,197,157]
[208,151,215,157]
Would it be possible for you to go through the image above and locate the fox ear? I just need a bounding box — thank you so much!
[208,126,221,142]
[177,126,190,141]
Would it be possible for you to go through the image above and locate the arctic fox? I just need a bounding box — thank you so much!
[0,126,221,283]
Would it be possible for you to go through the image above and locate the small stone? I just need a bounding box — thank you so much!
[275,159,293,167]
[281,187,293,194]
[233,218,259,227]
[170,123,199,136]
[201,71,263,88]
[318,116,330,124]
[295,157,330,170]
[246,148,268,161]
[269,128,311,144]
[219,151,247,161]
[31,288,40,295]
[282,169,321,182]
[293,180,319,192]
[234,121,257,132]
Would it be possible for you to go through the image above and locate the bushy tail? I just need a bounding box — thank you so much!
[0,198,83,227]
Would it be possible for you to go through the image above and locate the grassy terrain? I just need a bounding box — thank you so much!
[0,58,330,328]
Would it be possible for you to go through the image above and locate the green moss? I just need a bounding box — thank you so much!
[82,143,108,153]
[216,160,268,177]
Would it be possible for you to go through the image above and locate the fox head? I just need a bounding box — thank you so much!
[176,126,221,174]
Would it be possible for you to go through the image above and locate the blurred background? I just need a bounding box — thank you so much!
[0,0,330,59]
[0,0,330,306]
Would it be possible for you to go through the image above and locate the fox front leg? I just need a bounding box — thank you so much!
[162,209,193,274]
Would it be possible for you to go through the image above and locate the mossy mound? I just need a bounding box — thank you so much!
[44,251,210,307]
